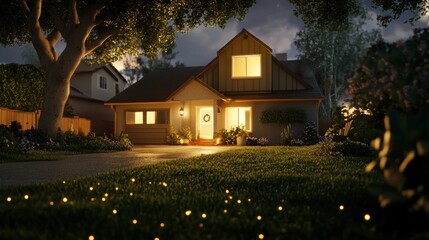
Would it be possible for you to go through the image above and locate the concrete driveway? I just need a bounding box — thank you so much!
[0,145,238,188]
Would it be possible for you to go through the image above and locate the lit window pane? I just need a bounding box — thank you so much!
[233,56,246,77]
[226,107,251,131]
[247,55,261,77]
[146,111,156,124]
[135,112,143,124]
[126,112,135,124]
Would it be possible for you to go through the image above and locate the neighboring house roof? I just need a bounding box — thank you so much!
[75,62,127,84]
[69,86,104,103]
[106,67,205,104]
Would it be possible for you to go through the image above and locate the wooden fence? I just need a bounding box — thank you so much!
[0,107,91,135]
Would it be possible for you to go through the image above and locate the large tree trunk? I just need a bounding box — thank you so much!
[38,47,84,137]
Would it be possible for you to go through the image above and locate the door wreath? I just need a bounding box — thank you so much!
[203,114,211,122]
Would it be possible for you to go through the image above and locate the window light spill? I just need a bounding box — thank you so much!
[258,233,264,239]
[24,195,29,200]
[257,216,262,221]
[339,205,345,211]
[364,214,371,221]
[278,206,283,211]
[88,235,95,240]
[112,209,118,214]
[132,219,138,224]
[6,197,12,202]
[62,197,68,203]
[160,223,165,228]
[202,213,207,219]
[185,210,192,216]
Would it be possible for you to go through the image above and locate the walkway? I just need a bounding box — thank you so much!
[0,145,237,188]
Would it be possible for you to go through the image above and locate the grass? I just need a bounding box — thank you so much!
[0,146,424,239]
[0,150,71,164]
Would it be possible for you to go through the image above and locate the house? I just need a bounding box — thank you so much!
[105,29,322,144]
[68,62,127,135]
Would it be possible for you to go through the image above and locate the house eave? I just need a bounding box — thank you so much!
[104,101,181,106]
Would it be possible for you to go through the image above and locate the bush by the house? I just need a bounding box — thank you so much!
[318,137,374,157]
[279,124,293,146]
[166,125,180,145]
[216,126,246,145]
[257,137,269,146]
[178,127,192,142]
[246,136,258,146]
[290,138,304,146]
[302,121,319,145]
[260,109,306,125]
[0,121,132,154]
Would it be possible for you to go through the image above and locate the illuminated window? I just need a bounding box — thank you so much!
[232,55,261,78]
[126,110,169,125]
[146,111,156,124]
[226,107,252,131]
[99,76,107,89]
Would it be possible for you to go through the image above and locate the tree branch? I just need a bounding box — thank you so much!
[19,0,30,16]
[84,28,117,55]
[46,5,68,40]
[69,0,79,25]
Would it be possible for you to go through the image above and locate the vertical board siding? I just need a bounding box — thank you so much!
[0,107,91,135]
[272,60,306,91]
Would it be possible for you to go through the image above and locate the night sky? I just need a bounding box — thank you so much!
[0,0,427,70]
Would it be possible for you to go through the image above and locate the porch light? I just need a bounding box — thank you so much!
[179,107,184,116]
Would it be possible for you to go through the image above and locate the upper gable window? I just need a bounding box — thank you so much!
[232,54,261,78]
[99,76,107,89]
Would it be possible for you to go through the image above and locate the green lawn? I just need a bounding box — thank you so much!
[0,146,421,239]
[0,150,69,163]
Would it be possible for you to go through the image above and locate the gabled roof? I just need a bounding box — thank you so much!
[106,67,205,104]
[217,29,272,54]
[75,62,127,84]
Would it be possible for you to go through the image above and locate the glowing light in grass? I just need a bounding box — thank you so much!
[202,213,207,218]
[258,233,264,239]
[62,181,66,184]
[185,210,192,216]
[97,182,100,186]
[364,214,371,221]
[115,187,119,191]
[101,197,106,202]
[104,193,109,197]
[129,192,134,196]
[225,189,229,194]
[162,182,167,187]
[257,216,262,221]
[160,222,165,228]
[91,198,95,202]
[225,200,228,204]
[113,209,118,214]
[237,200,241,204]
[247,198,251,202]
[132,219,138,224]
[49,201,54,206]
[131,178,136,183]
[228,196,233,200]
[278,206,283,211]
[223,209,228,214]
[62,197,68,203]
[24,195,29,200]
[89,235,95,240]
[154,238,159,240]
[89,187,94,191]
[6,197,12,202]
[199,223,204,228]
[339,205,344,211]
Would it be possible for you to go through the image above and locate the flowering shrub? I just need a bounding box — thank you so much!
[257,137,269,146]
[246,137,258,146]
[290,138,304,146]
[348,28,429,118]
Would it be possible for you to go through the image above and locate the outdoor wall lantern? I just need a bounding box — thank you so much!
[179,107,184,117]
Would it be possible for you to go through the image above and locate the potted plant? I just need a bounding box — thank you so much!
[236,126,249,146]
[178,127,192,145]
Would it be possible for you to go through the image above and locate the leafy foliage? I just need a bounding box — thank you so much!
[302,121,319,145]
[347,28,429,120]
[279,124,293,146]
[259,109,306,125]
[366,108,429,215]
[178,127,193,141]
[216,126,246,145]
[0,64,44,111]
[166,125,180,145]
[0,146,397,239]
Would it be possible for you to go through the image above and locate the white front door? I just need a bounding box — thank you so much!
[199,107,213,139]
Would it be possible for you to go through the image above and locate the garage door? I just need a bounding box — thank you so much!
[124,110,169,144]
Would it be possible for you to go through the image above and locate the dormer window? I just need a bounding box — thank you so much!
[99,76,107,89]
[232,54,261,78]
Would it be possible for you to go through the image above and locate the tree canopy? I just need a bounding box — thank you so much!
[0,0,255,137]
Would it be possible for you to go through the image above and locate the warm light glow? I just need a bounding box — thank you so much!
[113,209,118,214]
[89,235,95,240]
[232,55,261,78]
[364,214,371,221]
[63,181,66,184]
[101,197,106,202]
[257,216,262,221]
[199,223,204,228]
[154,238,160,240]
[104,193,109,197]
[131,178,136,183]
[115,187,119,191]
[226,107,252,131]
[278,206,283,211]
[225,189,229,194]
[91,198,95,201]
[339,205,345,211]
[225,200,229,204]
[62,197,68,203]
[160,223,165,228]
[162,182,168,187]
[237,200,241,204]
[248,198,252,202]
[202,213,207,218]
[185,210,192,216]
[223,209,228,213]
[129,192,134,196]
[6,197,12,202]
[258,233,264,239]
[179,107,184,117]
[228,196,233,200]
[89,187,94,191]
[24,195,29,200]
[132,219,138,224]
[146,111,156,124]
[135,112,143,124]
[49,201,54,206]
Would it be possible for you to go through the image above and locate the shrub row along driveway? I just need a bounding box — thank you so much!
[0,145,238,187]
